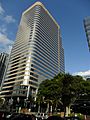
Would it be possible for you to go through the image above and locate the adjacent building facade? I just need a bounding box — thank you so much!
[0,2,65,98]
[84,17,90,51]
[0,52,9,86]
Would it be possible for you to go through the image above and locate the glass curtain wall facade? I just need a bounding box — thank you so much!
[0,2,65,98]
[84,17,90,51]
[0,52,9,86]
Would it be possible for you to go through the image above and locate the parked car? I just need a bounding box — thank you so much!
[47,116,64,120]
[47,116,80,120]
[0,110,11,120]
[64,116,80,120]
[36,113,48,120]
[6,113,20,119]
[6,113,36,120]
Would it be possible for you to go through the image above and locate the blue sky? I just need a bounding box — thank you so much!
[0,0,90,74]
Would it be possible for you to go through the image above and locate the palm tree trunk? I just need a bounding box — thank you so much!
[68,105,70,115]
[65,106,70,116]
[38,105,40,113]
[66,106,68,116]
[64,107,66,117]
[46,102,49,113]
[55,103,57,113]
[50,105,52,113]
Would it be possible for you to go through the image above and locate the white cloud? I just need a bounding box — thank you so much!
[0,3,15,54]
[73,70,90,77]
[0,32,13,45]
[7,45,12,53]
[4,15,15,23]
[0,3,4,15]
[0,25,7,34]
[0,32,14,54]
[0,3,16,24]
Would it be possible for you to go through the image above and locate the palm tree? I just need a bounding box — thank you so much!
[0,98,4,108]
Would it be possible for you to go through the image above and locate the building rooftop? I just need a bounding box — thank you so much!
[22,1,60,29]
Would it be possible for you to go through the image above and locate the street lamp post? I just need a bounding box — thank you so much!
[16,97,20,113]
[8,98,13,112]
[84,103,87,120]
[27,85,30,99]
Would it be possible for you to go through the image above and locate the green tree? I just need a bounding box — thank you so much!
[61,74,85,116]
[37,73,89,116]
[36,79,51,112]
[36,73,63,113]
[0,98,4,108]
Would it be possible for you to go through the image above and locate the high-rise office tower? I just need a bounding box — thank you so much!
[0,52,9,86]
[84,17,90,51]
[0,2,65,98]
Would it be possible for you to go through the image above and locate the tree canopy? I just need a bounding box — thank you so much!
[36,73,90,115]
